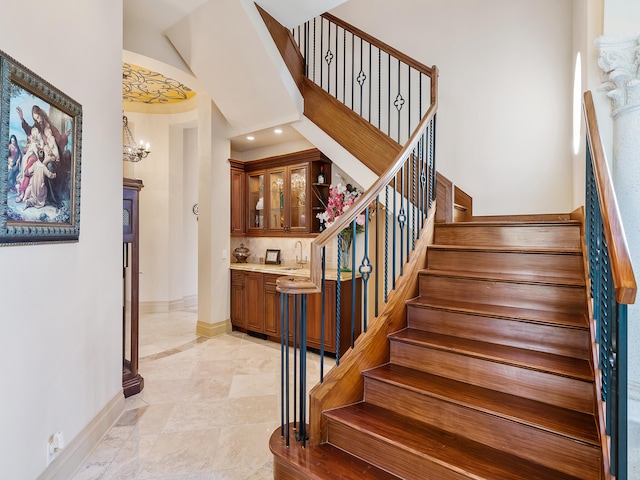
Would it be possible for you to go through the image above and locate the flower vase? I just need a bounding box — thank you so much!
[338,229,353,272]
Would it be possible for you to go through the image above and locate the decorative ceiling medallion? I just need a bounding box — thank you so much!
[122,63,196,104]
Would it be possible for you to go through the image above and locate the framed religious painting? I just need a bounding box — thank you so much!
[0,49,82,245]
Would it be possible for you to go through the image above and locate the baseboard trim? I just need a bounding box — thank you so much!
[140,296,198,315]
[36,391,125,480]
[196,319,232,338]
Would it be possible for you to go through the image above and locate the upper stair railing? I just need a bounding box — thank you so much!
[292,13,435,145]
[275,12,438,448]
[583,90,637,479]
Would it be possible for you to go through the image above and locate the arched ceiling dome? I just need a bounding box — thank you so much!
[122,63,196,105]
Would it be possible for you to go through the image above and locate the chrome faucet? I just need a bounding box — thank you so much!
[295,240,307,268]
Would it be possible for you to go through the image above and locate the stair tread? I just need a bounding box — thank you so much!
[363,363,600,445]
[421,268,586,287]
[436,219,581,227]
[429,244,583,254]
[406,297,589,329]
[270,427,402,480]
[326,402,584,480]
[389,329,593,381]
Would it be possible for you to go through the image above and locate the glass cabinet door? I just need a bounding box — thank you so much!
[247,172,264,230]
[289,165,308,231]
[268,170,285,230]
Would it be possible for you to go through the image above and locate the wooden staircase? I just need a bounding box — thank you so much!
[271,216,603,479]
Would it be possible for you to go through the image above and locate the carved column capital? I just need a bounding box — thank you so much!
[595,34,640,117]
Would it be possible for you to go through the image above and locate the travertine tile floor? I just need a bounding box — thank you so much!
[72,309,639,479]
[72,309,324,480]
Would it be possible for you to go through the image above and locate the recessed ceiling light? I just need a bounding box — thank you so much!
[246,136,255,141]
[274,128,282,134]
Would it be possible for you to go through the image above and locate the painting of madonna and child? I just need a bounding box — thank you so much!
[6,84,76,225]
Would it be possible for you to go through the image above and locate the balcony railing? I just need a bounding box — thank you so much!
[583,90,637,479]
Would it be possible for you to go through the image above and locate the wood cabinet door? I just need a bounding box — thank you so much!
[247,171,266,234]
[263,274,280,337]
[230,270,246,328]
[287,163,309,234]
[230,167,245,235]
[245,272,265,332]
[305,281,336,353]
[265,168,286,233]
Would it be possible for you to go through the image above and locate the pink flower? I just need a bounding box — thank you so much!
[316,183,365,233]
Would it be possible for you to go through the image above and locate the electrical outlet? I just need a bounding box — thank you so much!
[46,431,64,466]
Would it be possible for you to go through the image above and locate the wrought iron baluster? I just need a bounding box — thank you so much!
[392,176,397,289]
[384,185,389,302]
[375,196,380,317]
[334,22,338,98]
[320,247,326,382]
[293,295,298,429]
[336,231,342,366]
[296,295,308,447]
[398,167,406,276]
[284,293,290,445]
[412,147,417,248]
[351,219,357,347]
[360,207,373,332]
[280,293,285,437]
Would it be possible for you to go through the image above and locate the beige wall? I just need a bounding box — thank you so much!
[333,0,576,216]
[0,1,123,478]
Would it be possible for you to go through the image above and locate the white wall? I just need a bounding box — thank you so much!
[125,111,200,308]
[0,1,123,478]
[332,0,575,216]
[182,127,199,302]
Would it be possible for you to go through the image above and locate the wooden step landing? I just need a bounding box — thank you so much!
[405,297,589,329]
[426,244,584,281]
[434,221,582,249]
[389,329,595,412]
[270,427,401,480]
[422,268,586,287]
[405,299,590,359]
[418,270,587,314]
[363,364,599,446]
[325,402,585,480]
[362,364,601,478]
[389,330,593,381]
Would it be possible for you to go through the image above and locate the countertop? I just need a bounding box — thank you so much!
[229,262,358,281]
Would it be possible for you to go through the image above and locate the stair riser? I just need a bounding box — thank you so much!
[419,275,586,314]
[434,225,581,248]
[327,418,469,480]
[407,305,590,359]
[390,340,594,413]
[427,248,584,280]
[364,378,601,480]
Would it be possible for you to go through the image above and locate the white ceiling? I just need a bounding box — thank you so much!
[123,0,347,152]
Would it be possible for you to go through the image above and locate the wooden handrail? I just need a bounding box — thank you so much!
[321,13,436,77]
[583,91,637,304]
[308,91,438,290]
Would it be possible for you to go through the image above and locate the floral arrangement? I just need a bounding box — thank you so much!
[316,183,365,232]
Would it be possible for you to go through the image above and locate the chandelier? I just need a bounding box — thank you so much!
[122,115,150,162]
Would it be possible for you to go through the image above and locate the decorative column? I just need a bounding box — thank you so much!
[595,33,640,411]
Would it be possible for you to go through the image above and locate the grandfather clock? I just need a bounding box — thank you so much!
[123,178,144,397]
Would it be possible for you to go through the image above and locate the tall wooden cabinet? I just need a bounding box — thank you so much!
[230,149,332,237]
[123,178,144,398]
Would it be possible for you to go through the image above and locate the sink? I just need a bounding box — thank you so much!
[280,267,302,271]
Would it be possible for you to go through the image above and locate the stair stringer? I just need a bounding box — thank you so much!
[307,207,435,447]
